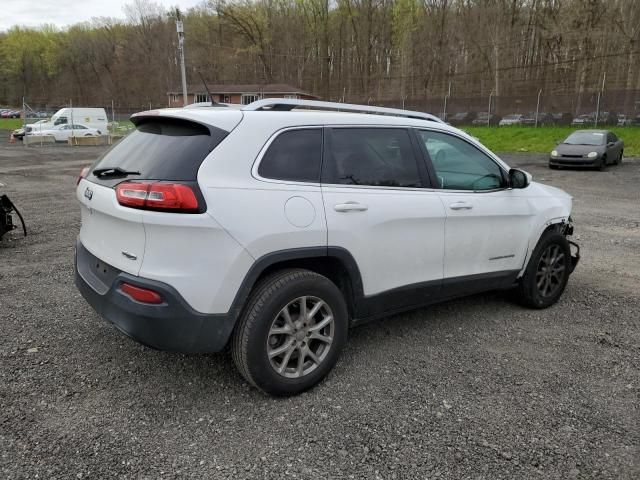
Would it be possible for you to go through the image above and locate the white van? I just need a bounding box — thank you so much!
[27,108,108,134]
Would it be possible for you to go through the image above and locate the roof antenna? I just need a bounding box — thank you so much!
[195,69,218,106]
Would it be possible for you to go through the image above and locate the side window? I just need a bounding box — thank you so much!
[323,128,421,188]
[418,130,505,191]
[607,132,617,143]
[258,129,322,182]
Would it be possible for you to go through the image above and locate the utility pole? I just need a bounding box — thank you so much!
[442,80,451,122]
[176,9,188,107]
[535,89,542,128]
[595,72,606,127]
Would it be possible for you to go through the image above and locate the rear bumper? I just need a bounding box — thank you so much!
[75,239,236,353]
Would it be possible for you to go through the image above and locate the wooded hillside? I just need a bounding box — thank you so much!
[1,0,639,114]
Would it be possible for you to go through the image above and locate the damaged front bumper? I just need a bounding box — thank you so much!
[0,194,27,240]
[563,217,580,274]
[568,240,580,273]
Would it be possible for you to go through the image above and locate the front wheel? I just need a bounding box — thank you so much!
[598,155,607,171]
[516,231,571,309]
[616,151,623,165]
[231,269,348,396]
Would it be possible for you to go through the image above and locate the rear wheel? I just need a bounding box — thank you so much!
[516,231,571,309]
[231,269,348,396]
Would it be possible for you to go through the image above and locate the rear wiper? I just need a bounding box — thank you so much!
[92,167,140,178]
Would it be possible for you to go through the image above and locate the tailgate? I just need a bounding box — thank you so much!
[77,179,145,275]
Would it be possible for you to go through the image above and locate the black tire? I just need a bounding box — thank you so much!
[616,151,623,165]
[549,164,559,170]
[231,269,348,396]
[516,231,571,309]
[598,155,607,171]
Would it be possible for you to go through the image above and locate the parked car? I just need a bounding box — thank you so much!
[1,109,21,118]
[13,120,50,140]
[472,112,501,125]
[549,130,623,170]
[617,114,633,126]
[571,113,595,126]
[32,107,108,133]
[499,113,524,126]
[75,99,579,396]
[29,123,100,142]
[520,112,554,126]
[447,112,477,126]
[552,112,573,125]
[597,111,618,125]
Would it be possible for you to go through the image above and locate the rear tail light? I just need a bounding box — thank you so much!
[119,282,163,304]
[77,166,90,185]
[115,182,200,213]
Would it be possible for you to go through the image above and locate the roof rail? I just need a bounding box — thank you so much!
[242,98,445,123]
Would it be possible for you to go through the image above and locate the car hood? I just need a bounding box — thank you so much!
[526,181,572,204]
[555,143,604,155]
[533,181,570,197]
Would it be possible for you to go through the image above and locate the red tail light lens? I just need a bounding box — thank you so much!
[120,282,163,304]
[77,166,90,185]
[115,182,199,213]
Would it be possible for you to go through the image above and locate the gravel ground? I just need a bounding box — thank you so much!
[1,135,639,479]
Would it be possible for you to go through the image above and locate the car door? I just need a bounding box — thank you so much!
[321,127,446,311]
[71,125,85,137]
[55,125,70,141]
[606,132,622,161]
[416,129,535,290]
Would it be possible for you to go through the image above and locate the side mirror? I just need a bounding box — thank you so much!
[607,142,615,147]
[509,168,531,189]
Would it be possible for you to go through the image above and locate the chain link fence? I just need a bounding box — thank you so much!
[5,88,640,147]
[375,89,640,127]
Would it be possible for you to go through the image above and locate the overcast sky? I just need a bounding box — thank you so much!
[1,0,204,32]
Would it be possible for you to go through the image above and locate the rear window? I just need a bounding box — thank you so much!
[88,117,228,186]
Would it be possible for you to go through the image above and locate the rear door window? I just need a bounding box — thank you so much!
[257,128,322,182]
[322,128,422,188]
[88,117,228,187]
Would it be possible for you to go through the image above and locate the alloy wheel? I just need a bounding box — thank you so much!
[535,244,566,297]
[267,296,335,378]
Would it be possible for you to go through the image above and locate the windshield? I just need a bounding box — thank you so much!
[564,132,605,146]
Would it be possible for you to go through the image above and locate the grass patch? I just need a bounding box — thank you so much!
[463,126,640,156]
[0,118,24,130]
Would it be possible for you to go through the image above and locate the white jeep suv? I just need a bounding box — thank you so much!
[75,99,579,395]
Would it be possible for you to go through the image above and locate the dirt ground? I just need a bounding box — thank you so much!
[1,134,639,479]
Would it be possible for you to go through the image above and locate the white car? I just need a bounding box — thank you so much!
[31,124,100,142]
[499,114,524,126]
[75,99,580,396]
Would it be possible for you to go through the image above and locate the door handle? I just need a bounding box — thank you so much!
[449,202,473,211]
[334,202,368,212]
